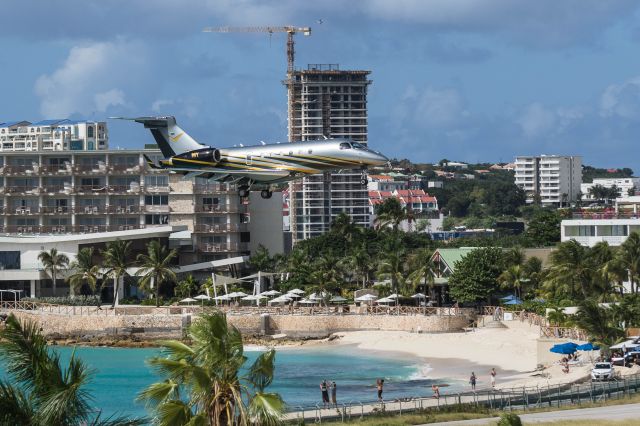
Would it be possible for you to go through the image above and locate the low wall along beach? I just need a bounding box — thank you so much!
[7,309,472,340]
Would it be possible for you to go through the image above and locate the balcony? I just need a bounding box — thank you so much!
[1,224,153,235]
[2,165,39,175]
[193,224,245,233]
[143,185,170,193]
[144,205,171,213]
[4,186,39,195]
[73,164,107,174]
[75,184,108,194]
[41,206,71,214]
[8,206,40,215]
[197,242,244,253]
[41,185,73,194]
[109,205,141,214]
[194,204,242,213]
[40,165,72,175]
[109,164,141,174]
[193,184,231,194]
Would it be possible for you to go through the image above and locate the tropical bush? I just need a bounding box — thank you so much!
[21,296,101,306]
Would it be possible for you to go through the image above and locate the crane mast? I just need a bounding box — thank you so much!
[203,25,311,74]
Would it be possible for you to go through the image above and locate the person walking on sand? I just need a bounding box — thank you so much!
[376,379,384,401]
[320,380,329,408]
[469,372,477,391]
[331,381,337,407]
[490,368,497,388]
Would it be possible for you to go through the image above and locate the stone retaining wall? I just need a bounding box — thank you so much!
[9,311,471,339]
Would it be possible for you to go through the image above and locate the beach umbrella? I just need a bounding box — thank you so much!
[330,295,347,303]
[550,342,578,354]
[411,293,427,299]
[355,294,377,302]
[387,293,402,299]
[193,294,211,307]
[214,294,231,301]
[376,297,395,304]
[288,288,305,294]
[286,291,303,298]
[261,290,281,296]
[298,298,316,304]
[179,297,197,305]
[577,343,600,351]
[227,291,248,298]
[309,292,329,301]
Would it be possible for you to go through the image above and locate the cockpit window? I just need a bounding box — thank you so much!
[351,142,365,149]
[339,142,351,150]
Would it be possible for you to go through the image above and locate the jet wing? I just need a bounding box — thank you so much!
[169,167,292,183]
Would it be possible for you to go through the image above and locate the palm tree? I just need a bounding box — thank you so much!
[573,300,625,352]
[102,239,133,308]
[544,240,595,300]
[0,314,143,425]
[407,248,435,297]
[66,247,100,297]
[374,197,406,231]
[498,265,527,299]
[138,312,283,425]
[617,232,640,294]
[341,243,371,288]
[136,240,178,307]
[37,248,69,297]
[377,244,408,297]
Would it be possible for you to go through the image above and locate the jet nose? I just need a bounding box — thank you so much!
[370,150,389,166]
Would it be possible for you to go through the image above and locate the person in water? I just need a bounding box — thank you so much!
[376,379,384,401]
[320,380,329,407]
[331,381,337,406]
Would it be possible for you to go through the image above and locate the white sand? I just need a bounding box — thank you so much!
[331,321,594,389]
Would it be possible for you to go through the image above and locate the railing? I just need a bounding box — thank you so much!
[0,224,150,235]
[7,207,40,215]
[4,186,39,194]
[197,243,244,253]
[365,305,476,316]
[194,224,244,233]
[40,164,72,174]
[285,374,640,422]
[143,185,170,193]
[193,184,232,194]
[194,204,242,213]
[41,185,72,194]
[571,212,638,220]
[109,165,141,174]
[541,326,589,340]
[3,165,38,175]
[108,205,141,214]
[483,306,548,327]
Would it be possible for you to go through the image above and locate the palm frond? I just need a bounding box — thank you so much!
[246,349,276,392]
[0,381,35,425]
[248,392,285,426]
[156,400,195,426]
[137,381,180,406]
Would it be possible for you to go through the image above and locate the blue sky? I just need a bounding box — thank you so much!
[2,1,640,170]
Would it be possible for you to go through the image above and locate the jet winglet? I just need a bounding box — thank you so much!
[143,154,162,169]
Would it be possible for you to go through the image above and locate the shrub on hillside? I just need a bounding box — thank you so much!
[21,296,101,306]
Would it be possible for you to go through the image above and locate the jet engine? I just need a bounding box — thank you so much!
[175,147,221,165]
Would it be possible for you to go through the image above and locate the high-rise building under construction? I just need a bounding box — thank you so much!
[284,64,372,242]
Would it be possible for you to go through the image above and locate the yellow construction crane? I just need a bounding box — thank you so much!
[203,26,311,73]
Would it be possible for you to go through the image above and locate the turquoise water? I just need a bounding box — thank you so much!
[1,345,454,418]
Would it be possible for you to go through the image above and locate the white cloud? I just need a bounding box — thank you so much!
[517,103,585,138]
[94,89,126,112]
[600,76,640,120]
[34,41,145,117]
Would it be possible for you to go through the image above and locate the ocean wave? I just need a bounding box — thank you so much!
[407,364,433,381]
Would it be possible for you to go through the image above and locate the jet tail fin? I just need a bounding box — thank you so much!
[143,154,162,169]
[110,116,206,157]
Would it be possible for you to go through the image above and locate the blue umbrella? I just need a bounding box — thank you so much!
[550,342,578,354]
[577,342,599,351]
[504,298,523,305]
[501,294,517,301]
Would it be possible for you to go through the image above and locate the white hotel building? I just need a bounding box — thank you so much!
[0,120,284,299]
[515,155,582,206]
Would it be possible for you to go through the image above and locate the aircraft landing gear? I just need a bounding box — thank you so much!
[260,189,273,199]
[360,175,368,186]
[238,186,250,198]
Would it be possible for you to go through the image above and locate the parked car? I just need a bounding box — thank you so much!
[591,362,615,381]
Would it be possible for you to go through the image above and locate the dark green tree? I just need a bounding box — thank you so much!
[524,210,561,247]
[448,247,505,304]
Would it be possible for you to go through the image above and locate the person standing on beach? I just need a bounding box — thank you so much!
[490,368,497,388]
[320,380,329,408]
[469,372,477,391]
[376,379,384,401]
[331,381,337,406]
[431,384,440,399]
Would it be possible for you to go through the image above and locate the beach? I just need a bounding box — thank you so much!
[329,320,596,389]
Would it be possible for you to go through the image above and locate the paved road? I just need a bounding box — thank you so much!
[425,402,640,425]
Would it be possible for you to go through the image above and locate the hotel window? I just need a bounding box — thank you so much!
[0,251,20,270]
[202,197,219,205]
[145,175,168,187]
[145,214,169,225]
[144,195,168,205]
